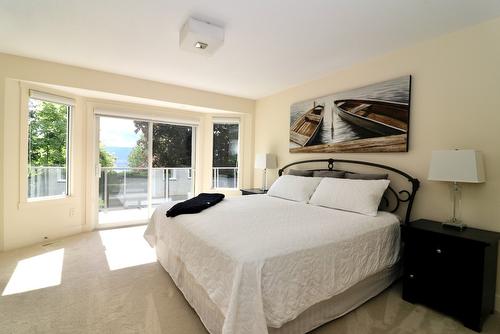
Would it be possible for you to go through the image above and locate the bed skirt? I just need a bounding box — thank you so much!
[155,239,401,334]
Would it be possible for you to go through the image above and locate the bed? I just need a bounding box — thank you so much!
[144,158,420,334]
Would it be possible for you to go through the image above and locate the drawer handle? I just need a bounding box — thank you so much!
[436,248,442,254]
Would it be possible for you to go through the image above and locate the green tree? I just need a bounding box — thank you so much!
[127,122,238,168]
[127,133,148,168]
[128,122,192,167]
[29,100,69,167]
[213,124,238,167]
[99,145,116,167]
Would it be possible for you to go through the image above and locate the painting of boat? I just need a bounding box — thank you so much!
[334,99,408,136]
[290,103,325,146]
[289,75,411,153]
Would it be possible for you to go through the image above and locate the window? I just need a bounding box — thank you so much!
[27,91,72,199]
[152,123,195,201]
[212,122,239,188]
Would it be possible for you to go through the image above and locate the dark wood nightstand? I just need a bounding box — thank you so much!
[402,219,500,332]
[240,188,267,195]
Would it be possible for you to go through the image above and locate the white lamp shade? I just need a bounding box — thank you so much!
[428,150,485,183]
[255,153,277,169]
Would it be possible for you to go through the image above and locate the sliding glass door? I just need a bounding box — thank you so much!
[97,115,195,227]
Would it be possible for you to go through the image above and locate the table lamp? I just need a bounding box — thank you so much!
[255,153,277,191]
[428,149,485,230]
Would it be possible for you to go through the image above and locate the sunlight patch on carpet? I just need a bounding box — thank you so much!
[2,249,64,296]
[99,226,156,270]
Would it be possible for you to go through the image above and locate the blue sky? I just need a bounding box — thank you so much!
[99,117,143,148]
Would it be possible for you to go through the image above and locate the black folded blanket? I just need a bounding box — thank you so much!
[166,193,225,218]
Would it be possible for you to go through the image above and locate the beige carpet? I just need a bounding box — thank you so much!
[0,225,498,334]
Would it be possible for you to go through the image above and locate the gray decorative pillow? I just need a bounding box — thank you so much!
[287,169,313,177]
[344,172,389,180]
[313,170,346,178]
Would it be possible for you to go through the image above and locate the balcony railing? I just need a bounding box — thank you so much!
[212,167,238,189]
[28,166,239,208]
[99,167,194,211]
[28,166,67,199]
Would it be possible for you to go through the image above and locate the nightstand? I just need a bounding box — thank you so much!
[240,188,267,195]
[402,219,500,332]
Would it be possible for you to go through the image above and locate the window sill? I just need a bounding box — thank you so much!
[18,196,79,209]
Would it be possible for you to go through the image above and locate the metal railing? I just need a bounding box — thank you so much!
[99,167,194,211]
[28,165,238,207]
[28,166,67,198]
[212,167,238,189]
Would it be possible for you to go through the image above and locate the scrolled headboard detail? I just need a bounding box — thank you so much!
[278,158,420,224]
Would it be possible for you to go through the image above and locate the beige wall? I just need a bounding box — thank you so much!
[0,54,255,251]
[0,76,4,252]
[254,17,500,309]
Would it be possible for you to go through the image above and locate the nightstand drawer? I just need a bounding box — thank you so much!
[406,229,462,256]
[405,229,483,284]
[403,262,462,316]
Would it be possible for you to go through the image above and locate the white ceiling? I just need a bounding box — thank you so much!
[1,1,500,99]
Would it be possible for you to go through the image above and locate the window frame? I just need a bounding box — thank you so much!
[211,118,241,190]
[19,85,75,205]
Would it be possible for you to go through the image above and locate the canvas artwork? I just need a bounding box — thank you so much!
[289,76,411,153]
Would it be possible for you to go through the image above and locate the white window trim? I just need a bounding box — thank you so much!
[29,90,76,106]
[94,108,200,127]
[26,194,68,202]
[212,118,241,190]
[18,84,76,205]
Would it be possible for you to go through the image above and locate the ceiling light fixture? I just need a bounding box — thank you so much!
[195,41,208,50]
[180,17,224,56]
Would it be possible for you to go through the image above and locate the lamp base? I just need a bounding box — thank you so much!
[261,168,268,191]
[442,220,467,231]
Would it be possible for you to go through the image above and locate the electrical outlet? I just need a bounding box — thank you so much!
[69,207,75,217]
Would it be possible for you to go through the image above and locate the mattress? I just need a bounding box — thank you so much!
[144,194,401,334]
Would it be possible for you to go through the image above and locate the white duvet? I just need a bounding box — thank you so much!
[144,194,400,334]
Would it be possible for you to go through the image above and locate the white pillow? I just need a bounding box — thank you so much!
[309,178,390,216]
[267,175,322,203]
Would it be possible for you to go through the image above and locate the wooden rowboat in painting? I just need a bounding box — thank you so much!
[334,99,408,136]
[290,104,325,146]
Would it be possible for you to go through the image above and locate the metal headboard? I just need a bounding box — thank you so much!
[278,158,420,224]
